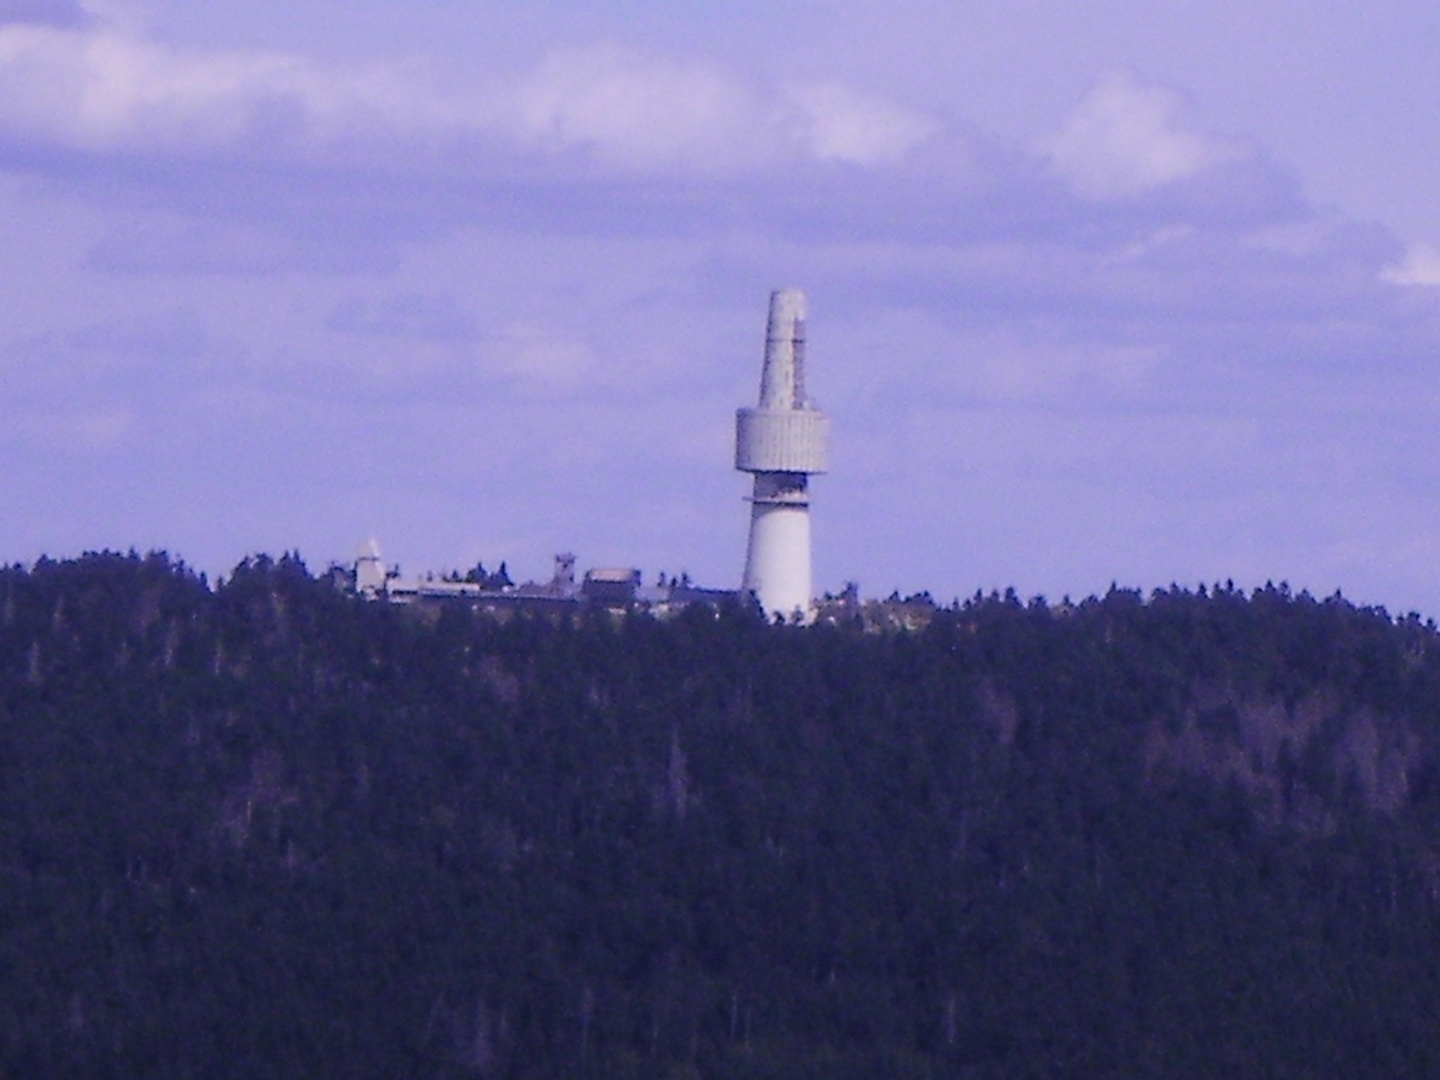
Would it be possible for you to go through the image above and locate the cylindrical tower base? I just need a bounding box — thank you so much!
[743,490,813,621]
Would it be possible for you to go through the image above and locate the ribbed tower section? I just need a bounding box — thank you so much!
[736,289,830,620]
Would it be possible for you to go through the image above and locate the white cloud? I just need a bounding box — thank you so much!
[0,17,945,180]
[1041,69,1241,200]
[492,324,595,394]
[510,48,944,172]
[783,81,938,166]
[1381,243,1440,287]
[0,20,461,155]
[510,43,760,169]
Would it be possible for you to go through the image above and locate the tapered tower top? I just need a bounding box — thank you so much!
[735,289,829,476]
[757,288,808,410]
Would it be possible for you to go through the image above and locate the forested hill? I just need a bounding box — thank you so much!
[4,553,1440,1079]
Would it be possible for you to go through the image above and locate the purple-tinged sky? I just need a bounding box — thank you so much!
[4,0,1440,611]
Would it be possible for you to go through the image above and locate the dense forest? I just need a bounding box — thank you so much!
[3,552,1440,1078]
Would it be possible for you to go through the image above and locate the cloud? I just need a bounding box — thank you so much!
[0,17,946,182]
[491,325,596,394]
[1041,70,1243,200]
[1382,244,1440,287]
[0,19,472,160]
[783,81,939,166]
[509,43,760,170]
[509,48,941,172]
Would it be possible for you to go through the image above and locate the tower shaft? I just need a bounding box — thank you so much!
[736,289,829,620]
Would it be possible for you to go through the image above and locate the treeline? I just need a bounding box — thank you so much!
[2,552,1440,1078]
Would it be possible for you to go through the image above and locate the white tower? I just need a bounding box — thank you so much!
[736,289,830,620]
[355,538,386,596]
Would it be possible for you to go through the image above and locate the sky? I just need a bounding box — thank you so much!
[4,0,1440,612]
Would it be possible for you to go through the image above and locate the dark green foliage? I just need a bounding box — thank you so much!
[2,555,1440,1077]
